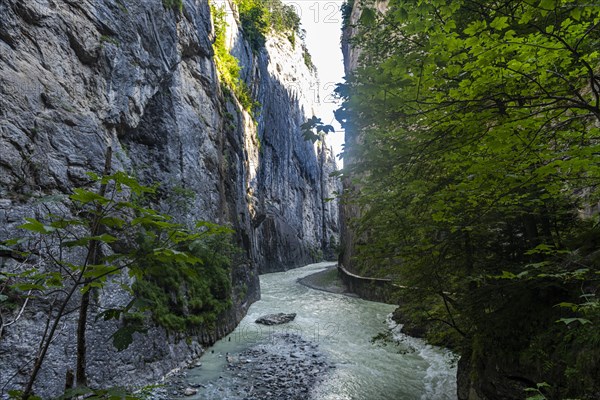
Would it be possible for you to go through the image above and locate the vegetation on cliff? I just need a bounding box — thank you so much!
[337,0,600,398]
[162,0,183,12]
[0,151,236,399]
[234,0,301,51]
[210,0,311,113]
[211,4,258,114]
[232,0,314,69]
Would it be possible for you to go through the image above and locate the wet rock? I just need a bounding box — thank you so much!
[183,387,198,396]
[255,313,297,325]
[187,333,333,400]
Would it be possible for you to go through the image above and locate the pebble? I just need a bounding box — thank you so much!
[147,333,332,400]
[214,333,331,399]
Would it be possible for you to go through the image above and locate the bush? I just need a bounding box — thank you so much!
[132,229,236,332]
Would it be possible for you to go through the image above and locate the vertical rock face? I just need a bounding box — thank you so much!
[215,0,341,272]
[0,0,339,396]
[251,35,341,272]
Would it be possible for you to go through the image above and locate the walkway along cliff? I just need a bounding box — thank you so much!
[0,0,340,396]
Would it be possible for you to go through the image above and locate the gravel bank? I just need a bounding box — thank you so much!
[151,333,332,399]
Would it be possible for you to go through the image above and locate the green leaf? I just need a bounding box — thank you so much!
[58,386,95,400]
[85,171,101,181]
[493,271,517,279]
[83,264,119,280]
[556,317,592,325]
[525,243,555,255]
[64,234,116,248]
[107,171,155,195]
[111,325,147,351]
[490,16,509,30]
[8,390,42,400]
[70,188,110,205]
[97,308,124,321]
[555,302,578,311]
[50,218,85,229]
[359,8,376,26]
[570,7,582,21]
[19,218,56,234]
[538,0,555,11]
[525,394,546,400]
[99,216,126,229]
[64,238,91,248]
[11,282,47,292]
[95,233,118,243]
[2,238,25,246]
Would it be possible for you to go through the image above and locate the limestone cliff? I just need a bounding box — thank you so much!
[219,0,341,272]
[0,0,339,396]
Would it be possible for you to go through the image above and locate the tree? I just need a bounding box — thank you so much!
[337,0,600,397]
[1,148,233,399]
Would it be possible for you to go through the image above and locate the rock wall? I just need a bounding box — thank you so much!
[0,0,339,396]
[245,24,341,273]
[215,0,340,273]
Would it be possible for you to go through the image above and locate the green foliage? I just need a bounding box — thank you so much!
[99,35,120,47]
[2,168,236,398]
[211,0,311,113]
[341,1,354,27]
[301,116,335,143]
[235,0,270,51]
[525,383,551,400]
[268,0,301,36]
[308,245,324,261]
[211,4,260,115]
[8,383,160,400]
[131,228,235,332]
[338,0,600,397]
[302,45,316,72]
[162,0,183,12]
[7,391,40,400]
[56,384,161,399]
[234,0,302,52]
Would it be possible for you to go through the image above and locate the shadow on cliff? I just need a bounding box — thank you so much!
[249,70,340,274]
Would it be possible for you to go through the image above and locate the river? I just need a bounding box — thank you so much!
[179,262,457,400]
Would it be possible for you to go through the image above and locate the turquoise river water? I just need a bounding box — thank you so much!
[180,262,457,400]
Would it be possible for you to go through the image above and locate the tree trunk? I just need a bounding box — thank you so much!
[75,146,112,387]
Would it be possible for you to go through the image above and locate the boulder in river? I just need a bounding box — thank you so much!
[183,387,197,396]
[255,313,297,325]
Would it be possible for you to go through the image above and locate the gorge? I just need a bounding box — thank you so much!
[2,0,600,399]
[0,0,339,397]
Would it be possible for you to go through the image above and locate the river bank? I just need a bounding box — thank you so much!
[154,262,456,400]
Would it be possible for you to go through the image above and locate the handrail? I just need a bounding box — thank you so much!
[337,263,392,283]
[337,263,411,289]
